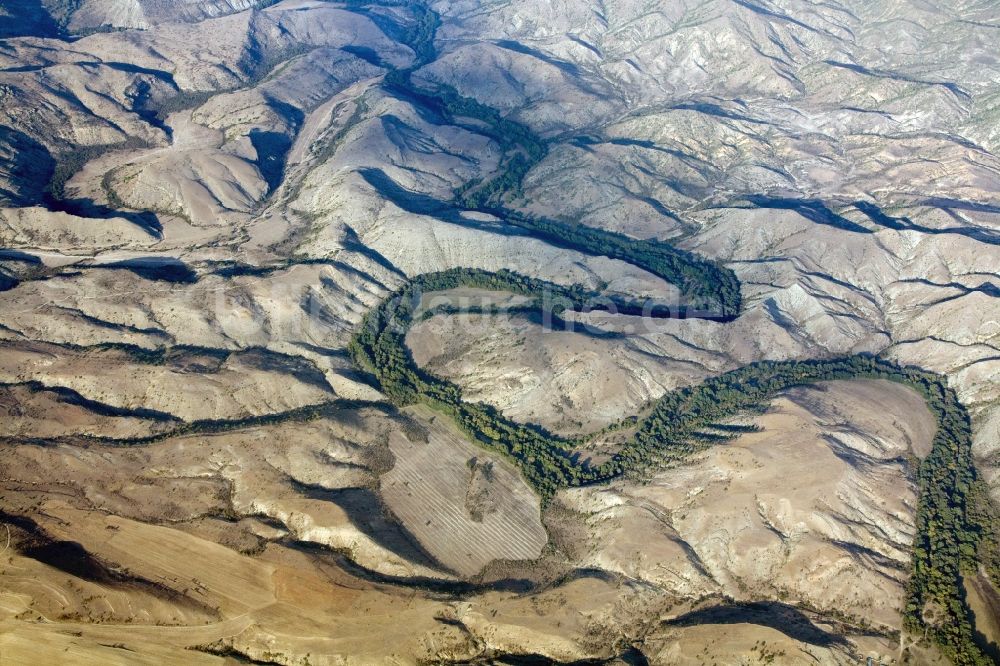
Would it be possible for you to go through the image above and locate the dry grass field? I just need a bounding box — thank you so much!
[381,404,548,576]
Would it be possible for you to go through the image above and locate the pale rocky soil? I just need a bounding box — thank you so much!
[408,311,695,435]
[561,381,933,630]
[0,0,998,663]
[0,379,932,664]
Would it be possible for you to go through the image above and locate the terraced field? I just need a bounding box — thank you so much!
[381,404,546,577]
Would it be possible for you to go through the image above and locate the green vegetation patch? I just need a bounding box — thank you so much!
[348,267,993,664]
[332,1,996,661]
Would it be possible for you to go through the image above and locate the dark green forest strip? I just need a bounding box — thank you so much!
[349,268,992,664]
[328,1,994,661]
[366,0,742,318]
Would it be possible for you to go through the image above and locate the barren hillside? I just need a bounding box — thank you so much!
[0,0,998,664]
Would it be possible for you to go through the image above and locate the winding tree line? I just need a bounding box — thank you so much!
[358,0,742,317]
[349,269,992,664]
[328,1,997,663]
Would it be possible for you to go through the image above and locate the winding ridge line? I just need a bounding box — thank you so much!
[335,1,997,663]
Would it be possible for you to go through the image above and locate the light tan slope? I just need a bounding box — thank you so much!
[560,380,935,633]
